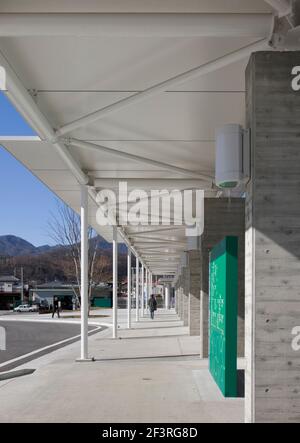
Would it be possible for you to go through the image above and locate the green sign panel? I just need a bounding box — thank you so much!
[209,236,238,398]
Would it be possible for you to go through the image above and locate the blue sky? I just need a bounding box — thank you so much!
[0,92,59,246]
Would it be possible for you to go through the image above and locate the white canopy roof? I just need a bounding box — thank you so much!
[0,0,273,277]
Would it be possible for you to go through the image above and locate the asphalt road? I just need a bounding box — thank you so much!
[0,320,102,372]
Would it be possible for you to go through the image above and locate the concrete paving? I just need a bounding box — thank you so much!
[0,309,244,423]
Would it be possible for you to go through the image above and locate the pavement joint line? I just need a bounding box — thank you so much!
[113,335,189,340]
[93,353,200,362]
[0,325,103,371]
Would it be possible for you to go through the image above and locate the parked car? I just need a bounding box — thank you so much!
[13,304,36,312]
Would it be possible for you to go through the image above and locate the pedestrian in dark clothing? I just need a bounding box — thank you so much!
[148,294,157,320]
[52,297,60,318]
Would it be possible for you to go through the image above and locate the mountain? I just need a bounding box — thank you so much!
[0,234,127,284]
[35,245,53,254]
[90,236,127,253]
[0,234,126,257]
[0,235,42,256]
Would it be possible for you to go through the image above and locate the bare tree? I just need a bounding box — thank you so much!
[48,201,103,310]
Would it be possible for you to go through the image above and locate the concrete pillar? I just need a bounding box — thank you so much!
[245,51,300,423]
[178,276,183,320]
[200,198,245,358]
[188,249,201,336]
[182,267,190,327]
[175,282,180,315]
[176,278,180,317]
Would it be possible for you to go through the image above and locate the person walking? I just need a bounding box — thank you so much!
[52,297,60,318]
[148,294,157,320]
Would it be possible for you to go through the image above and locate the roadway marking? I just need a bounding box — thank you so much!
[0,324,103,371]
[0,317,113,329]
[0,317,106,326]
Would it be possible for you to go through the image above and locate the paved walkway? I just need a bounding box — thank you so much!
[0,309,244,423]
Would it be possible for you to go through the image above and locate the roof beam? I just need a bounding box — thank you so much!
[131,237,184,243]
[68,139,211,181]
[126,227,183,236]
[134,241,186,245]
[56,39,268,137]
[130,235,185,242]
[145,260,179,263]
[153,273,176,275]
[151,271,177,273]
[0,50,89,185]
[152,270,176,273]
[0,13,272,37]
[145,264,178,267]
[94,178,208,190]
[135,246,185,251]
[142,255,180,258]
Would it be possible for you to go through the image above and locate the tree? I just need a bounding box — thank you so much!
[48,201,103,310]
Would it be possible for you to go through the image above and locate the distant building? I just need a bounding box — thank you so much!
[30,280,112,310]
[30,281,77,310]
[0,275,22,310]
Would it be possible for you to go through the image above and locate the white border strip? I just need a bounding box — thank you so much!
[0,317,112,327]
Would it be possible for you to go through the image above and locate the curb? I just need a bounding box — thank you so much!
[0,368,36,381]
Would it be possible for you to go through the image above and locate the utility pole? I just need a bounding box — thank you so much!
[20,267,24,303]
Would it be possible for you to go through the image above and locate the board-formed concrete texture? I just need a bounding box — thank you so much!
[200,198,245,358]
[175,268,190,327]
[245,51,300,423]
[188,250,202,336]
[182,267,190,327]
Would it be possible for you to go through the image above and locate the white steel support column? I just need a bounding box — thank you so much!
[141,265,145,317]
[145,269,148,316]
[146,269,150,312]
[152,273,154,295]
[148,270,151,314]
[136,257,139,322]
[0,13,272,38]
[80,185,89,361]
[127,249,131,329]
[132,263,135,309]
[165,284,171,310]
[112,225,118,339]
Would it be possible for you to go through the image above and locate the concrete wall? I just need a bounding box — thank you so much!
[176,276,182,319]
[176,276,184,322]
[200,198,245,358]
[182,267,189,327]
[245,52,300,423]
[174,267,190,327]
